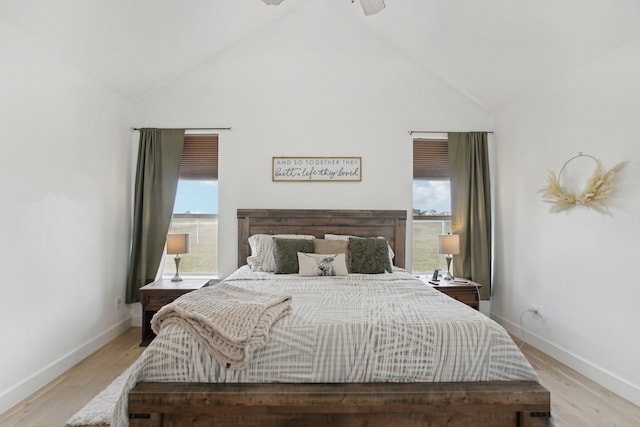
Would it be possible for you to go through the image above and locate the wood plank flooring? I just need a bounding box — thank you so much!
[0,328,144,427]
[511,336,640,427]
[0,328,638,427]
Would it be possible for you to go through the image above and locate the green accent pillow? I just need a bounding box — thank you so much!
[348,237,393,274]
[273,238,314,274]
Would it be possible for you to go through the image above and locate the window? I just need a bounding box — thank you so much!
[412,138,451,274]
[163,134,219,277]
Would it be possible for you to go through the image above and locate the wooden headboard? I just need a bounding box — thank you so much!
[237,209,407,268]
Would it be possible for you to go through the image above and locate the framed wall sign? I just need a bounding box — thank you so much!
[272,157,362,182]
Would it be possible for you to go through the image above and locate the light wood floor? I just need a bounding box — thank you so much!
[0,328,144,427]
[1,328,638,427]
[511,336,640,427]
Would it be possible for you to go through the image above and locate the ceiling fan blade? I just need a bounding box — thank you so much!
[359,0,385,15]
[261,0,385,16]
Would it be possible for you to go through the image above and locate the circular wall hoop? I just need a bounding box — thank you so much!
[556,152,598,184]
[539,152,625,214]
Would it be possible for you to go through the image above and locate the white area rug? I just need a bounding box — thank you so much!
[66,367,131,426]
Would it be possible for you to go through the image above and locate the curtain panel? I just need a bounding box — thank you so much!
[448,132,492,299]
[125,128,185,303]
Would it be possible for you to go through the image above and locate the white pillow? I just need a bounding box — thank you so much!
[297,252,349,277]
[247,234,315,272]
[324,234,395,260]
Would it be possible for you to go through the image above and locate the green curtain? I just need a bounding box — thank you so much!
[448,132,492,299]
[125,128,185,303]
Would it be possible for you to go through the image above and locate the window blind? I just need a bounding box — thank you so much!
[180,134,218,180]
[413,138,449,180]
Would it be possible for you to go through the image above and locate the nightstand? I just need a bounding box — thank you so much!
[139,278,220,345]
[417,276,482,310]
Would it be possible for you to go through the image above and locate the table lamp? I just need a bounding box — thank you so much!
[438,233,460,281]
[166,233,190,282]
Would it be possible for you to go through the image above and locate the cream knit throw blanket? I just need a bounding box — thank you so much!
[151,283,292,369]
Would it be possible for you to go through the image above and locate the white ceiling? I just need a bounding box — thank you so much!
[2,0,639,111]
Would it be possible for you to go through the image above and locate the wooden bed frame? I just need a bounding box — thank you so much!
[128,209,551,427]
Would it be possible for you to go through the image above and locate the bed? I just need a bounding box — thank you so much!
[118,209,551,427]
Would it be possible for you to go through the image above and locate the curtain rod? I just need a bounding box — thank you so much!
[408,130,494,135]
[131,127,232,132]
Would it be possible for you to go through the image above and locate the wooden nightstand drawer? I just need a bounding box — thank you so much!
[444,289,478,306]
[143,291,189,310]
[416,276,482,310]
[139,278,216,345]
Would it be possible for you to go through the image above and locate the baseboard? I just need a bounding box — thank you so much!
[129,302,142,327]
[0,318,131,416]
[492,313,640,407]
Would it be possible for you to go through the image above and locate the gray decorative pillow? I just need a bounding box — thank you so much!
[273,238,314,274]
[348,237,393,274]
[247,234,315,272]
[313,238,349,255]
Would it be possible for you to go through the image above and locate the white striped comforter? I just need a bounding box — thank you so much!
[112,267,538,427]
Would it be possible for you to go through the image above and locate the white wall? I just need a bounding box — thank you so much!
[134,2,492,277]
[2,0,638,414]
[0,17,134,413]
[492,37,640,405]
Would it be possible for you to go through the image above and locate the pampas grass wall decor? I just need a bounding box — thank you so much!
[539,152,626,214]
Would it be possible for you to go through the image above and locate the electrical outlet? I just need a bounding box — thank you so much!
[115,296,123,310]
[527,306,541,318]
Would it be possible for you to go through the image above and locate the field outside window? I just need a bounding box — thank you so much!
[163,180,218,277]
[412,179,451,274]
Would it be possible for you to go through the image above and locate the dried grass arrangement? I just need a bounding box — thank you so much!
[540,153,626,214]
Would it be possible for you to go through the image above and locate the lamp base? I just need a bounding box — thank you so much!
[171,255,183,282]
[444,255,454,281]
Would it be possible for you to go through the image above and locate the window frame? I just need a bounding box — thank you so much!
[162,133,219,278]
[412,137,452,274]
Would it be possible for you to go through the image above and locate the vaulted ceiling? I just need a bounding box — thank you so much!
[2,0,639,111]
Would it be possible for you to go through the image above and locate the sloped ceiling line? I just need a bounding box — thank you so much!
[2,1,640,110]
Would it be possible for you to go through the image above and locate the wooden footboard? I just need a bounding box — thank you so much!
[128,381,551,427]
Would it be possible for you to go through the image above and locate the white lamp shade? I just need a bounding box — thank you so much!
[438,234,460,255]
[167,233,189,255]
